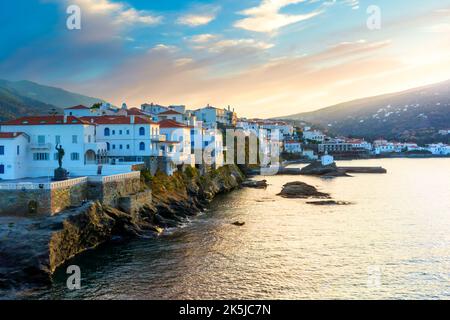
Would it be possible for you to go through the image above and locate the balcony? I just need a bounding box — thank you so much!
[30,143,52,150]
[151,135,166,142]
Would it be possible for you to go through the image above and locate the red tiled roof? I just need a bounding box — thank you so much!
[0,116,92,126]
[81,115,156,125]
[0,132,25,139]
[158,119,191,128]
[158,110,182,115]
[127,108,147,116]
[65,105,89,110]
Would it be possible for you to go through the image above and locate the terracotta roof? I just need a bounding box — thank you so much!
[158,110,183,115]
[158,119,192,128]
[80,115,156,125]
[0,132,25,139]
[127,108,147,116]
[65,105,89,110]
[0,116,92,126]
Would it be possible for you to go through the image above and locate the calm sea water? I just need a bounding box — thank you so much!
[19,159,450,299]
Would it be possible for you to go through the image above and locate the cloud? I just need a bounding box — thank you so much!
[186,34,218,44]
[67,39,407,118]
[177,5,220,27]
[208,39,274,52]
[424,23,450,33]
[234,0,322,33]
[72,0,162,26]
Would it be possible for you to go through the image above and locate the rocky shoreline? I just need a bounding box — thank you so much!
[0,165,245,292]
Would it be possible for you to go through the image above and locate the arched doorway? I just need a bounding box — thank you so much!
[84,150,97,165]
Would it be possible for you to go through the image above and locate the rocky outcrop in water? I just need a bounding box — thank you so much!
[277,181,331,199]
[241,179,268,189]
[300,161,349,177]
[0,165,245,293]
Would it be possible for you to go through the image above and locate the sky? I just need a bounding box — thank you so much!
[1,0,450,118]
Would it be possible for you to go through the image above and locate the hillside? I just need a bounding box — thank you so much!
[0,79,106,121]
[280,80,450,144]
[0,86,60,121]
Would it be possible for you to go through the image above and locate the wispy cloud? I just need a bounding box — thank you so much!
[73,0,162,26]
[177,5,220,27]
[234,0,322,33]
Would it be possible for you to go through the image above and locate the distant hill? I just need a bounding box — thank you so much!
[0,86,61,121]
[279,80,450,144]
[0,79,106,121]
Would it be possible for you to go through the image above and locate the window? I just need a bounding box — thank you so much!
[17,145,20,155]
[106,142,110,151]
[38,135,45,144]
[139,142,145,151]
[0,164,4,174]
[119,145,123,150]
[71,153,80,161]
[104,128,110,136]
[126,144,130,149]
[112,145,116,150]
[88,135,91,143]
[33,153,49,161]
[55,135,61,144]
[112,130,116,135]
[72,135,78,144]
[126,130,130,135]
[119,130,123,135]
[0,146,4,155]
[139,127,145,136]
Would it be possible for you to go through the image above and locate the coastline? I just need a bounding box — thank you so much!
[0,165,245,293]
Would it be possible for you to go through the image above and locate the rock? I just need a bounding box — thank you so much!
[277,181,331,199]
[300,161,341,176]
[232,221,245,226]
[306,200,353,205]
[242,179,268,189]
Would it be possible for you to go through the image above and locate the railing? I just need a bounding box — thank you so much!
[30,143,52,150]
[0,177,88,190]
[151,135,166,142]
[98,171,141,183]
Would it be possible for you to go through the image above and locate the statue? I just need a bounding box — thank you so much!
[55,144,65,168]
[54,144,68,181]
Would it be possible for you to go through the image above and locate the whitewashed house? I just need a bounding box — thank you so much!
[80,115,163,163]
[158,120,194,167]
[0,132,30,180]
[0,115,113,178]
[427,143,450,155]
[284,140,302,154]
[303,130,325,143]
[193,105,228,129]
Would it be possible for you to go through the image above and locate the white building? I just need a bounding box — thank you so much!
[158,120,194,167]
[203,129,224,168]
[141,103,169,115]
[284,140,302,154]
[0,132,30,180]
[0,115,118,178]
[321,153,334,166]
[193,105,228,129]
[156,110,185,123]
[303,130,325,143]
[439,129,450,135]
[427,143,450,155]
[80,115,163,161]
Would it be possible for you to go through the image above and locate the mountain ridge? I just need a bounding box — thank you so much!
[277,79,450,143]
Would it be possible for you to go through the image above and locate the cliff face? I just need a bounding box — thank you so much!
[0,165,244,292]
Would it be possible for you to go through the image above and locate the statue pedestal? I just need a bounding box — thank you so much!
[54,167,69,181]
